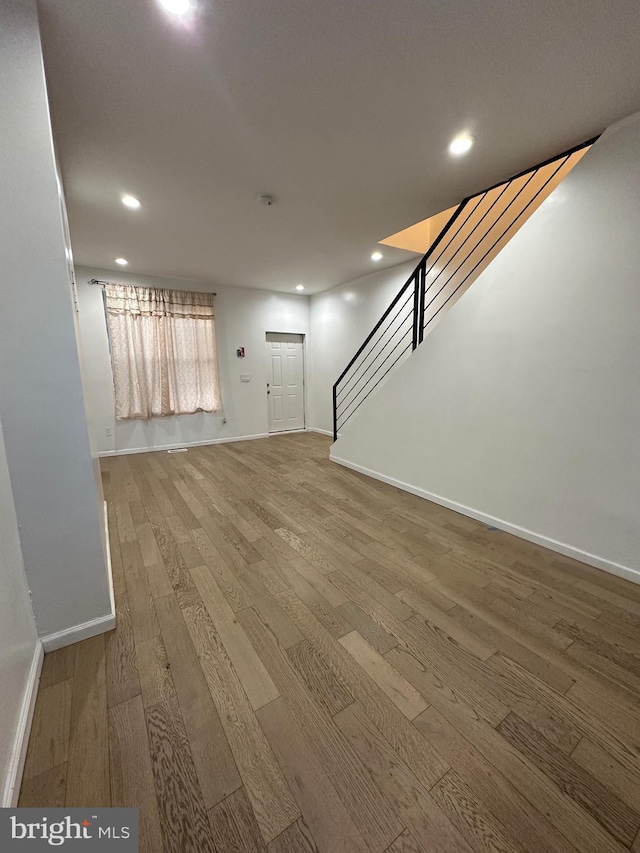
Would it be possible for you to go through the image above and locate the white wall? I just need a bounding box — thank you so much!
[308,260,418,433]
[0,413,39,806]
[332,114,640,578]
[75,267,310,454]
[0,0,111,639]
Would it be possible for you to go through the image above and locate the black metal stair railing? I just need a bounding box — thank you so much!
[332,138,597,441]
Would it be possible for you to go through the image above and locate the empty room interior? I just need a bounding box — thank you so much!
[3,0,640,850]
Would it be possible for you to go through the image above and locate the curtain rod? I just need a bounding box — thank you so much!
[88,278,217,296]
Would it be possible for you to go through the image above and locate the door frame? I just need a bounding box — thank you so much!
[265,331,308,434]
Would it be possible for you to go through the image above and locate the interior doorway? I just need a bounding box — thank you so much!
[266,332,305,433]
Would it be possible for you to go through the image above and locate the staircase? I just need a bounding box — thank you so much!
[332,139,596,440]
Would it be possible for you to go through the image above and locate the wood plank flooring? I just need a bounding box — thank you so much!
[19,432,640,852]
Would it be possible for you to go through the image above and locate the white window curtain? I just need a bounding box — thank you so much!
[104,283,222,420]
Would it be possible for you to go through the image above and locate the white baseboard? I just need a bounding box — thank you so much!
[98,432,270,457]
[40,612,116,653]
[331,453,640,587]
[2,641,44,806]
[308,427,333,437]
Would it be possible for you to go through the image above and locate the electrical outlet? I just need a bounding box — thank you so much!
[105,427,113,437]
[240,374,250,382]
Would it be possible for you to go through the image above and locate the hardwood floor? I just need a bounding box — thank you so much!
[19,432,640,852]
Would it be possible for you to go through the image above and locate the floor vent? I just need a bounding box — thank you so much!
[167,448,188,453]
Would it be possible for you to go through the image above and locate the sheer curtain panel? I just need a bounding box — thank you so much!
[105,283,222,420]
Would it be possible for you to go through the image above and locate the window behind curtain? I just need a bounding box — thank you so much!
[104,283,222,419]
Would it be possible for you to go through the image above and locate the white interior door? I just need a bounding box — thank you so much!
[266,333,305,433]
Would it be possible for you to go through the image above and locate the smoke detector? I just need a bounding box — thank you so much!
[258,195,276,207]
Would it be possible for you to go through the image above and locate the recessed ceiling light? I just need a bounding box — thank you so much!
[371,251,383,262]
[159,0,191,14]
[295,284,305,291]
[115,257,128,266]
[448,133,475,156]
[121,195,141,209]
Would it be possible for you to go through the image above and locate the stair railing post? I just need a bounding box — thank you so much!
[417,260,427,345]
[332,384,338,441]
[411,271,420,351]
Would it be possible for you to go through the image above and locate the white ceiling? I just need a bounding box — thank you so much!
[39,0,640,294]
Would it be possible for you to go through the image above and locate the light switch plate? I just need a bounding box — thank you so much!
[240,374,250,382]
